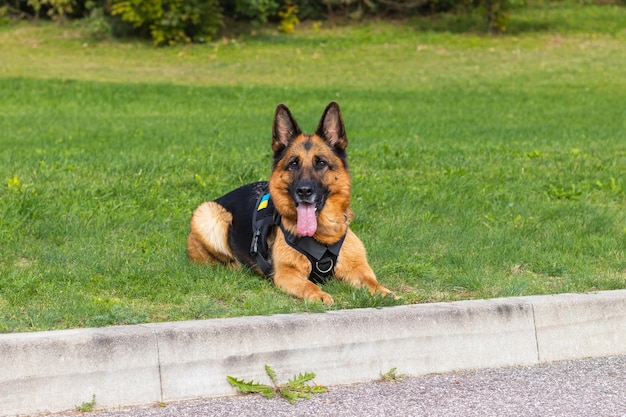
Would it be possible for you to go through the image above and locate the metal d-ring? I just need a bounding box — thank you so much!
[315,259,334,274]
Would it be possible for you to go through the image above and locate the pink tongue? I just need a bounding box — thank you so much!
[296,203,317,237]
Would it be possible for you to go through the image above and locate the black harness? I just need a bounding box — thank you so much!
[250,189,345,283]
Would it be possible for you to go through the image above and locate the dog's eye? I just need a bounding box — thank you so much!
[315,158,328,169]
[288,159,299,170]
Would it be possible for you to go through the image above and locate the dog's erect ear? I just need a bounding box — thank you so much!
[316,102,348,151]
[272,104,302,153]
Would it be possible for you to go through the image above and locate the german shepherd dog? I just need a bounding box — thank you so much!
[187,102,391,305]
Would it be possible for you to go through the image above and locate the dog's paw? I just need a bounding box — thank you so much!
[319,292,334,306]
[373,285,395,299]
[306,291,334,306]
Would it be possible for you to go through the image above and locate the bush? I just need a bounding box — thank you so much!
[41,0,75,21]
[109,0,223,45]
[479,0,526,33]
[233,0,279,23]
[81,1,112,39]
[277,0,298,32]
[1,0,534,43]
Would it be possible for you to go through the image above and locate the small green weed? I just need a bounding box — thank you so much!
[379,367,407,383]
[75,394,96,412]
[227,365,327,404]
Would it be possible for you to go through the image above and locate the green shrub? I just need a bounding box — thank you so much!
[478,0,526,33]
[1,0,534,40]
[234,0,279,23]
[321,0,378,19]
[110,0,223,45]
[277,0,298,32]
[43,0,75,21]
[20,0,76,21]
[80,0,112,39]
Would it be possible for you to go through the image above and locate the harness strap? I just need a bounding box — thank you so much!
[250,192,279,277]
[280,224,346,283]
[250,187,346,282]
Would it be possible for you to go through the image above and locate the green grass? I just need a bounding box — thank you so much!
[1,3,626,332]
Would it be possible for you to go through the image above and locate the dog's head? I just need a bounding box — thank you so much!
[269,102,352,242]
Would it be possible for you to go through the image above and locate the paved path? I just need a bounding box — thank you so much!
[44,355,625,417]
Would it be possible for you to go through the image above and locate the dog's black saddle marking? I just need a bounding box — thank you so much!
[250,185,345,283]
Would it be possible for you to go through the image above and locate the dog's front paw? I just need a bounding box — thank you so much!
[305,290,334,306]
[373,285,395,299]
[375,285,396,297]
[318,292,334,306]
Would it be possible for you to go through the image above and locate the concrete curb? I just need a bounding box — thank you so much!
[1,290,625,416]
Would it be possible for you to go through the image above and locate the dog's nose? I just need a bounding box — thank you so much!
[296,183,314,199]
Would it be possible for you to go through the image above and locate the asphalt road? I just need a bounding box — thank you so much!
[45,356,625,417]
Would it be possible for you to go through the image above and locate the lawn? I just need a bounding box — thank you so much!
[1,3,625,332]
